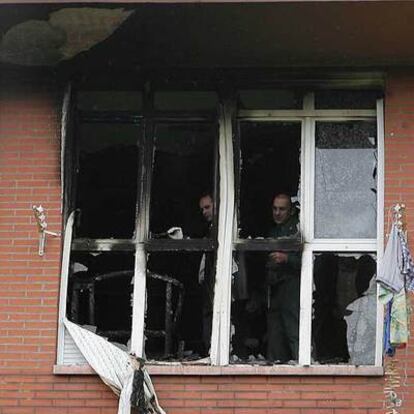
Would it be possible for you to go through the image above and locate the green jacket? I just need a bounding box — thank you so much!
[266,212,301,285]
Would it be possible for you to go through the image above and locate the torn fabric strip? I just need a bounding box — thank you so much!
[64,318,165,414]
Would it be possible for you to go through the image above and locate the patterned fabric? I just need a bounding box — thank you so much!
[390,290,410,347]
[383,300,395,356]
[377,221,414,354]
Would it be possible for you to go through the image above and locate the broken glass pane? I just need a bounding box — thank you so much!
[312,252,377,365]
[77,91,143,111]
[314,121,377,239]
[146,251,216,361]
[150,123,216,238]
[154,91,218,111]
[238,122,301,239]
[76,123,141,238]
[315,90,381,110]
[239,89,303,109]
[67,251,135,349]
[230,250,301,364]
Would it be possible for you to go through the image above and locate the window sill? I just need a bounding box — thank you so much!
[53,363,384,376]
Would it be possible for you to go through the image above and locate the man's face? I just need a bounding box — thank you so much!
[272,195,291,224]
[199,195,213,223]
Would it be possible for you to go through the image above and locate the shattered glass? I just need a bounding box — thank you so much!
[314,121,377,239]
[312,253,377,365]
[67,251,135,349]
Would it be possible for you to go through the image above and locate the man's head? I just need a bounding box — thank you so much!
[199,194,213,223]
[272,193,292,224]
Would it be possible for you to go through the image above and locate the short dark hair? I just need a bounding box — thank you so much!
[199,191,213,201]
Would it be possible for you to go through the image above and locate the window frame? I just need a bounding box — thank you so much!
[56,87,384,374]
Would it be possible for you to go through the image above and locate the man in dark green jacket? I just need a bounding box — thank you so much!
[266,193,301,362]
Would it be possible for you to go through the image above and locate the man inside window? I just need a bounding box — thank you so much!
[198,193,215,354]
[266,193,301,363]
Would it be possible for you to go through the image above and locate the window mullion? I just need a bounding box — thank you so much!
[130,117,153,357]
[298,246,313,366]
[130,245,147,357]
[298,115,314,366]
[375,98,385,367]
[210,99,235,366]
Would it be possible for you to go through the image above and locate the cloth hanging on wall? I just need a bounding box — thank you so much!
[377,224,404,293]
[377,217,413,354]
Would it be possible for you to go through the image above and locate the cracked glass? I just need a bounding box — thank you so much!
[314,121,377,239]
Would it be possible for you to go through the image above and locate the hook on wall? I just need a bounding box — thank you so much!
[32,205,61,256]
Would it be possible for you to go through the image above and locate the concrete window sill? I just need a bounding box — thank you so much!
[53,363,384,376]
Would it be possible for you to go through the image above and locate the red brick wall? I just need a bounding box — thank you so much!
[0,69,413,413]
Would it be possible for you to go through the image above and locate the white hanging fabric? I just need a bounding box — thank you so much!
[376,223,404,293]
[64,318,165,414]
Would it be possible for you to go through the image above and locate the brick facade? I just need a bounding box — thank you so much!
[0,70,413,413]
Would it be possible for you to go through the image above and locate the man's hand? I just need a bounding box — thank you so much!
[269,251,288,264]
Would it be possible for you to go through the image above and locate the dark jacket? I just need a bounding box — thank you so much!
[266,212,301,286]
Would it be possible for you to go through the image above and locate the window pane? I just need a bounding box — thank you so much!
[315,90,380,109]
[230,250,301,364]
[67,252,135,349]
[77,91,143,111]
[150,123,216,238]
[239,90,303,109]
[314,121,377,239]
[146,251,216,360]
[238,122,301,239]
[76,123,141,238]
[154,91,218,111]
[312,253,377,365]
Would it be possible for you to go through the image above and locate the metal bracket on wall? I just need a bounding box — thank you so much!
[32,205,61,256]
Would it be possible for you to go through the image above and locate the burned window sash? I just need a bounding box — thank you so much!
[67,90,221,363]
[61,85,382,369]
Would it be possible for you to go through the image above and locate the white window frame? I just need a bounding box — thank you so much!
[55,89,384,375]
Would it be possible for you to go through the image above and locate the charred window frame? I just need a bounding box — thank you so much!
[57,85,384,372]
[58,87,221,364]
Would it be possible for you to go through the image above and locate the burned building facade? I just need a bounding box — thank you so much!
[1,1,414,413]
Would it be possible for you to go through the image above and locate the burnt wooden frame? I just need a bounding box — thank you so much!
[69,85,220,361]
[58,80,384,371]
